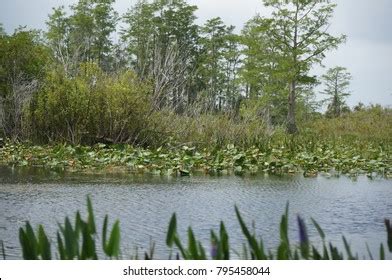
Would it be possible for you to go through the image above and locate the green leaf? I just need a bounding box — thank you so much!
[277,243,289,260]
[80,222,97,260]
[235,205,265,260]
[57,232,66,260]
[19,228,36,260]
[220,222,229,260]
[38,225,51,260]
[75,211,82,237]
[210,230,219,259]
[102,215,108,254]
[166,214,177,247]
[278,203,290,259]
[311,246,322,260]
[63,217,77,259]
[342,236,355,260]
[21,222,38,260]
[329,243,343,260]
[174,236,187,260]
[385,219,392,253]
[87,196,96,234]
[198,242,206,260]
[106,220,120,258]
[311,218,326,240]
[187,227,199,259]
[366,243,374,260]
[280,203,289,245]
[380,244,385,260]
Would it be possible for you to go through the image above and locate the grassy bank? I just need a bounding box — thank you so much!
[1,107,391,178]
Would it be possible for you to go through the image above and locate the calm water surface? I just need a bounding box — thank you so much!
[0,166,391,259]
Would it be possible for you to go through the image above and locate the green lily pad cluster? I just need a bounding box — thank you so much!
[0,140,390,178]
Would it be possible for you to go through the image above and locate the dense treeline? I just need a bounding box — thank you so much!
[0,0,389,147]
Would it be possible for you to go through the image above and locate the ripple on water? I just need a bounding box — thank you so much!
[0,169,391,259]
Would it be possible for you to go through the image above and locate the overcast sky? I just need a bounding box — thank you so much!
[1,0,391,107]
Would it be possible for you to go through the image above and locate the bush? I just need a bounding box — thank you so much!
[26,63,153,145]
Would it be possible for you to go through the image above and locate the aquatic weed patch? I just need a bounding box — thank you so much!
[0,141,390,178]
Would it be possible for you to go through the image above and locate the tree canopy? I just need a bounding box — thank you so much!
[0,0,353,144]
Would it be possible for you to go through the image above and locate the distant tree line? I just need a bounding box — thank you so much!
[0,0,354,144]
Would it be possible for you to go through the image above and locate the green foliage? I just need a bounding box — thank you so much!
[0,1,389,176]
[0,28,50,138]
[254,0,346,133]
[27,63,153,145]
[122,0,200,110]
[385,219,392,253]
[166,214,206,260]
[46,0,118,72]
[235,205,267,259]
[169,204,391,260]
[304,106,392,145]
[321,66,352,118]
[210,222,230,260]
[17,198,391,260]
[1,127,391,178]
[102,217,120,258]
[19,223,51,260]
[198,17,241,112]
[19,197,120,260]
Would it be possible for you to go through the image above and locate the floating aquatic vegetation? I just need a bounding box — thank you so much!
[0,140,390,178]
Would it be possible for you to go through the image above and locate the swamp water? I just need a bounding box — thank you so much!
[0,166,391,259]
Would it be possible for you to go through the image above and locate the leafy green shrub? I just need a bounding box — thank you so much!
[26,63,153,145]
[0,28,51,139]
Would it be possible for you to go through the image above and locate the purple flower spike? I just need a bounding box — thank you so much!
[211,240,218,259]
[297,215,309,245]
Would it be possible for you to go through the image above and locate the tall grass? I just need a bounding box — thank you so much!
[303,106,392,146]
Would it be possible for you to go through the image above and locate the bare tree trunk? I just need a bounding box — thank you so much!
[0,74,37,139]
[151,40,189,111]
[287,80,298,134]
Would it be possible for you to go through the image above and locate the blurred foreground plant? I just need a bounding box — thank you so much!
[19,197,120,260]
[17,198,392,260]
[166,204,392,260]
